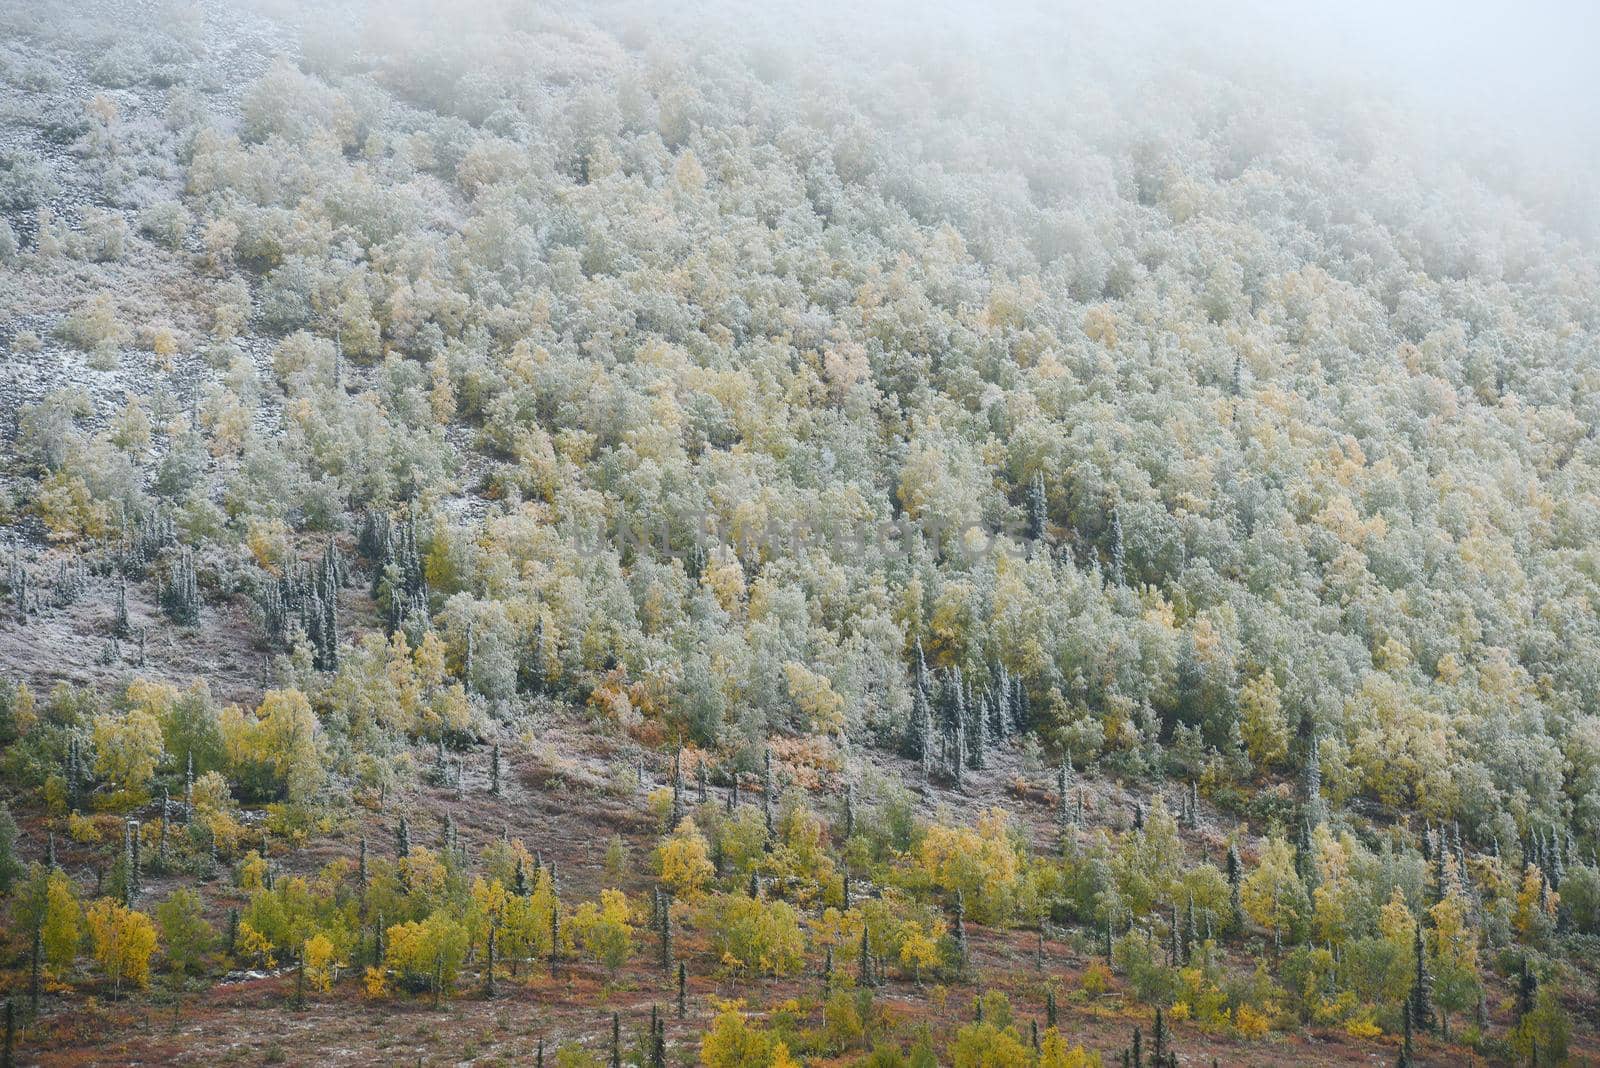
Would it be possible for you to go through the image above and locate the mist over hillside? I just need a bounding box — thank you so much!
[1,1,1597,1065]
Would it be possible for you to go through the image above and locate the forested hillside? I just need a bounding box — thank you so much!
[1,0,1597,1065]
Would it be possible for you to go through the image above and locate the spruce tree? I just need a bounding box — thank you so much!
[291,945,306,1010]
[609,1011,621,1068]
[761,748,776,844]
[1057,761,1072,827]
[906,638,931,761]
[114,579,130,638]
[1027,470,1048,543]
[1303,735,1325,824]
[526,615,545,694]
[1046,988,1058,1028]
[953,891,968,974]
[858,925,873,987]
[490,743,502,797]
[966,686,986,771]
[485,924,498,997]
[29,925,41,1017]
[1516,958,1537,1022]
[658,889,672,972]
[1226,843,1244,931]
[1409,922,1434,1032]
[1185,895,1198,963]
[676,960,687,1019]
[1109,506,1126,586]
[2,999,13,1068]
[671,746,685,828]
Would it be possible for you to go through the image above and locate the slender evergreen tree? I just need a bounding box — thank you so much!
[1409,922,1434,1032]
[858,925,874,987]
[1027,471,1048,542]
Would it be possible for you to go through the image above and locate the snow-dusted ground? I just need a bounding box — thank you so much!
[1,0,295,483]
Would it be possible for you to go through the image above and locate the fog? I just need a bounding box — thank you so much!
[1139,0,1600,159]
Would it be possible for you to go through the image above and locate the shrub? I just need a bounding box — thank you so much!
[54,294,128,351]
[706,892,805,977]
[384,911,468,994]
[139,200,192,248]
[0,148,55,209]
